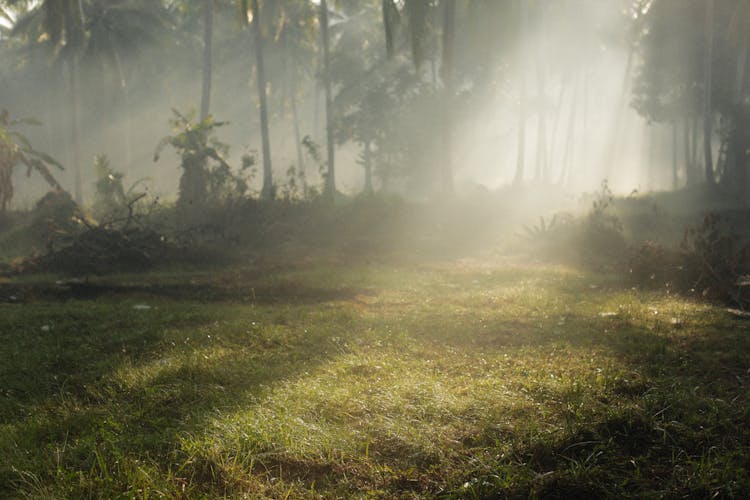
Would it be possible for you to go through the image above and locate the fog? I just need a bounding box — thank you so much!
[0,0,743,212]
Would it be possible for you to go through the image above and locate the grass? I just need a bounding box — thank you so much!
[1,257,750,498]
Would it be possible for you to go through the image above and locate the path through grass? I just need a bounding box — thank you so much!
[1,258,750,498]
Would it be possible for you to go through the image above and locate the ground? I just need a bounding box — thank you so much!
[1,255,749,498]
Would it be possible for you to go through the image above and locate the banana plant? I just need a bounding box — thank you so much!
[0,109,64,213]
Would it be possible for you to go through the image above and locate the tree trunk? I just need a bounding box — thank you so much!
[559,74,579,186]
[320,0,335,198]
[604,36,636,181]
[290,79,306,196]
[363,140,373,194]
[672,120,678,190]
[440,0,455,194]
[534,4,547,183]
[732,28,749,195]
[251,0,274,200]
[512,0,527,186]
[703,0,715,185]
[200,0,214,122]
[548,80,568,180]
[683,114,692,185]
[69,56,82,205]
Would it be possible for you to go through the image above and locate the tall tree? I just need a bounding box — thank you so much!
[248,0,273,199]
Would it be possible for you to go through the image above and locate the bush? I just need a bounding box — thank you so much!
[525,181,626,268]
[629,213,750,307]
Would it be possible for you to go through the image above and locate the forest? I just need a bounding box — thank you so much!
[2,0,750,497]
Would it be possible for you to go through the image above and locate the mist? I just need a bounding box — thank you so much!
[0,0,693,209]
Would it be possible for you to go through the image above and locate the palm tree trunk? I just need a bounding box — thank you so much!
[534,5,547,183]
[363,140,373,194]
[251,0,273,199]
[69,56,82,205]
[535,59,547,183]
[672,120,678,190]
[703,0,715,185]
[559,75,579,186]
[200,0,214,122]
[320,0,335,198]
[441,0,455,194]
[513,0,527,187]
[683,114,692,185]
[290,81,306,194]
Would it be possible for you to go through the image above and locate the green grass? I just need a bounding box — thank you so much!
[2,258,750,498]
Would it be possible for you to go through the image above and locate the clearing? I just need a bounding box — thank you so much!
[1,256,749,498]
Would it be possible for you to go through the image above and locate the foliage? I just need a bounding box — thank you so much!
[154,109,251,218]
[91,154,150,223]
[29,188,82,247]
[0,110,64,213]
[629,212,750,308]
[680,213,750,304]
[525,181,626,268]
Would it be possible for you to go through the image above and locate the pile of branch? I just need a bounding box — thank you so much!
[37,225,171,276]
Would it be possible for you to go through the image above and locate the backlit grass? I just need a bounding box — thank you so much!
[1,258,749,498]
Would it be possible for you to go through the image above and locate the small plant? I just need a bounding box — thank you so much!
[302,135,326,197]
[0,110,64,213]
[92,154,150,224]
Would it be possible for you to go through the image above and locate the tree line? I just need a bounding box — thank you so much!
[1,0,749,209]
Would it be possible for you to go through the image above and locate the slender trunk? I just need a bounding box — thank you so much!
[383,0,395,59]
[320,0,335,198]
[683,114,691,185]
[111,47,133,168]
[363,140,373,194]
[581,68,589,186]
[733,31,749,194]
[641,121,650,191]
[703,0,715,185]
[534,4,547,183]
[513,79,526,186]
[559,75,579,186]
[251,0,273,199]
[200,0,214,122]
[647,124,656,190]
[441,0,455,194]
[283,28,307,195]
[513,0,527,186]
[672,120,678,190]
[69,57,82,205]
[548,80,568,180]
[604,40,636,180]
[290,81,306,194]
[691,113,699,180]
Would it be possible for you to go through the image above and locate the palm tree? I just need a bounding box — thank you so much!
[381,0,456,192]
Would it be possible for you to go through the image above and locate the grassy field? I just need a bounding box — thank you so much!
[1,256,750,498]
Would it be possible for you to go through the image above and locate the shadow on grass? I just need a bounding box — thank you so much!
[0,281,362,496]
